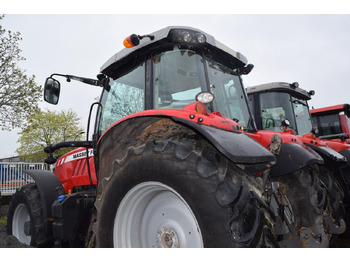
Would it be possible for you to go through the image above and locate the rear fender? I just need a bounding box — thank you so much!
[172,117,275,164]
[306,144,347,167]
[339,148,350,167]
[270,143,324,177]
[97,116,276,182]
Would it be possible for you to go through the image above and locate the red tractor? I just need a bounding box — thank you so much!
[310,104,350,221]
[247,82,350,239]
[214,77,346,246]
[6,26,329,248]
[311,104,350,142]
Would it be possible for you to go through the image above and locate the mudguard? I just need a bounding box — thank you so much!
[97,116,276,180]
[172,117,276,164]
[307,144,347,162]
[270,143,324,177]
[23,170,63,221]
[339,148,350,167]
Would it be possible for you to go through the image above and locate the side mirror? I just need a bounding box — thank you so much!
[44,77,60,105]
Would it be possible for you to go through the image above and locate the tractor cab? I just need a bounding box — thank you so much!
[311,104,350,141]
[95,26,256,137]
[247,82,314,135]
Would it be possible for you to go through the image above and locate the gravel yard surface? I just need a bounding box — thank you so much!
[0,203,349,248]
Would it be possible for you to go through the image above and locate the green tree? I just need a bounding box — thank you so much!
[16,109,85,162]
[0,15,42,130]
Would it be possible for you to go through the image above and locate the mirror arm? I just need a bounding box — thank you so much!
[50,73,105,87]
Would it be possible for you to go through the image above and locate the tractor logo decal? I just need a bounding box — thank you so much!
[64,149,94,163]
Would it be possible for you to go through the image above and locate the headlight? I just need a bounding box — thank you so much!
[182,32,193,42]
[281,119,290,128]
[196,91,214,104]
[168,29,207,45]
[196,33,206,43]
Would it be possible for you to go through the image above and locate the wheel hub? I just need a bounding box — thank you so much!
[113,181,203,247]
[156,227,179,248]
[12,203,31,245]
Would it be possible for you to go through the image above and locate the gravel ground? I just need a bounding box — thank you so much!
[0,203,349,248]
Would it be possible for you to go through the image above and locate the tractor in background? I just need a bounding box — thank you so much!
[247,82,350,240]
[311,104,350,142]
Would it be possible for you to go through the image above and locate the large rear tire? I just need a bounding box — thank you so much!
[94,134,277,248]
[318,166,346,236]
[7,184,49,247]
[331,165,350,237]
[272,166,330,247]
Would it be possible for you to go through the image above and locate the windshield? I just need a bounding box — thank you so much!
[311,113,342,136]
[258,92,296,132]
[152,47,253,129]
[153,48,206,109]
[292,98,313,135]
[206,59,253,130]
[98,62,145,135]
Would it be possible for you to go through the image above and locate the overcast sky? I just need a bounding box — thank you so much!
[1,4,350,158]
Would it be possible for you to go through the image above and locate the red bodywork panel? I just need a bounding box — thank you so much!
[246,129,303,148]
[339,114,350,135]
[54,147,97,193]
[310,104,346,115]
[98,102,243,144]
[302,133,350,153]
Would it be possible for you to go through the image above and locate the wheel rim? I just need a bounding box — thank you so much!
[113,181,203,248]
[12,203,31,245]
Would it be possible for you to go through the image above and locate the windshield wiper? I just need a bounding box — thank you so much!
[208,61,238,75]
[292,99,308,107]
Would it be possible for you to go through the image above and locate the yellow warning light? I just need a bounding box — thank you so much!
[123,34,140,48]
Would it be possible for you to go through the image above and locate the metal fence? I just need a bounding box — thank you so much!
[0,162,45,196]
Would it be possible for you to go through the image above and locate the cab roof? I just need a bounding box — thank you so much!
[246,82,312,100]
[100,26,248,78]
[311,104,350,115]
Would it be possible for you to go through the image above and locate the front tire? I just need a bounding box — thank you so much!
[95,134,277,248]
[7,184,48,247]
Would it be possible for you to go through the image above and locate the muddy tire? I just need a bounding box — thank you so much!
[318,167,346,223]
[7,184,49,247]
[331,166,350,237]
[94,134,277,248]
[272,165,330,247]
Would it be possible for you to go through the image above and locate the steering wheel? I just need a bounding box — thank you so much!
[265,118,275,128]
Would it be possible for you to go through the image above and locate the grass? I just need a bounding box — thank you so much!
[0,216,6,225]
[0,204,8,225]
